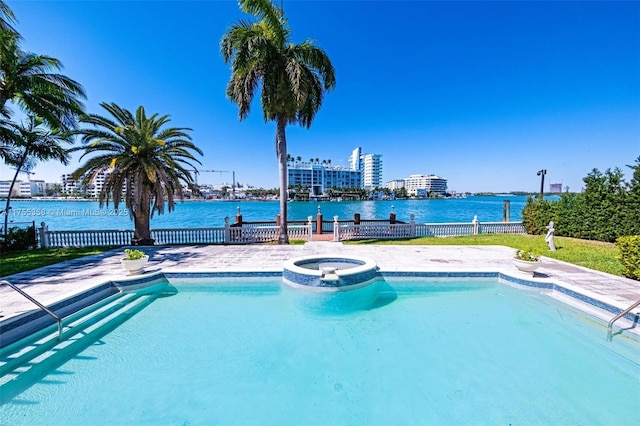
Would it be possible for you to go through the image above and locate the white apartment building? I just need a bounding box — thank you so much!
[0,181,16,198]
[61,170,116,196]
[18,181,44,197]
[362,153,383,189]
[61,174,80,194]
[404,174,448,196]
[85,170,111,197]
[349,147,363,173]
[386,179,405,190]
[288,163,361,196]
[0,180,43,198]
[349,146,383,190]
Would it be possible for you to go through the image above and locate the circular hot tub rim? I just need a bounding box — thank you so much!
[282,255,378,291]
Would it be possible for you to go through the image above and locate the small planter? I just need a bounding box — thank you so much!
[512,258,540,275]
[121,255,149,275]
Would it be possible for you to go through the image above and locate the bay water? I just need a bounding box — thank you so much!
[5,195,529,231]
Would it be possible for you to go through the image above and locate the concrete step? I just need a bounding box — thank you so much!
[0,292,157,404]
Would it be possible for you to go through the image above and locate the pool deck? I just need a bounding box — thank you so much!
[1,243,639,323]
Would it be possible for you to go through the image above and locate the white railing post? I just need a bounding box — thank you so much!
[333,215,340,242]
[38,221,49,249]
[472,215,479,235]
[410,214,416,238]
[224,217,230,243]
[307,216,313,241]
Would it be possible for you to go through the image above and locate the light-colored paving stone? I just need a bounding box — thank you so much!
[1,243,639,321]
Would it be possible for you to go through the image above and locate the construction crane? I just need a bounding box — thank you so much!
[192,169,237,197]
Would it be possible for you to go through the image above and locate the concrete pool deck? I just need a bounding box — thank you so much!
[1,243,639,323]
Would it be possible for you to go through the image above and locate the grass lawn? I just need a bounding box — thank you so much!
[347,234,624,277]
[0,247,114,278]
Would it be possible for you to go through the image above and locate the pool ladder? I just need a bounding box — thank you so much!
[0,280,63,341]
[607,298,640,342]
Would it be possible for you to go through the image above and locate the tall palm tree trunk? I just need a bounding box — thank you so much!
[132,192,154,245]
[276,116,289,244]
[3,151,27,234]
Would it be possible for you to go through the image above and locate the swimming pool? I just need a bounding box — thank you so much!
[1,276,639,425]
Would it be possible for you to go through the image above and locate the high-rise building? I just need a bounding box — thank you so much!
[349,146,383,190]
[362,153,383,189]
[349,147,362,172]
[61,174,79,194]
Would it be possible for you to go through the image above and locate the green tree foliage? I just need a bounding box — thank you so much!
[0,0,17,35]
[221,0,336,243]
[0,33,85,131]
[522,158,640,242]
[2,116,72,234]
[71,103,203,245]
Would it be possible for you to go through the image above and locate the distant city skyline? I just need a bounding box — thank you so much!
[1,1,638,193]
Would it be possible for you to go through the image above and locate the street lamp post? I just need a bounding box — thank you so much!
[537,169,547,200]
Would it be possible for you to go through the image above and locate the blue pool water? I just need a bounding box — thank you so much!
[2,278,639,425]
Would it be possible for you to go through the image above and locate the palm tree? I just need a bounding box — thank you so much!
[0,35,85,131]
[221,0,335,243]
[2,116,72,234]
[71,102,203,245]
[0,0,17,36]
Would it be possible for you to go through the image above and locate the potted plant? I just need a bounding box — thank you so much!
[512,249,541,275]
[120,248,149,275]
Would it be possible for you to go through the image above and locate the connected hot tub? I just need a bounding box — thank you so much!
[282,256,380,312]
[282,256,378,291]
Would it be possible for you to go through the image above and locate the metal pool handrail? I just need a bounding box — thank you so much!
[0,279,62,341]
[607,299,640,342]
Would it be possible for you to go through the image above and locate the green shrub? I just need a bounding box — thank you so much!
[522,197,553,235]
[0,226,37,253]
[521,159,640,242]
[616,236,640,281]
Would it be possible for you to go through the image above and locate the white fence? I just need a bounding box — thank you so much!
[334,215,525,241]
[37,215,525,248]
[38,219,313,248]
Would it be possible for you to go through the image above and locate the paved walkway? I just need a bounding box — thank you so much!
[1,243,639,323]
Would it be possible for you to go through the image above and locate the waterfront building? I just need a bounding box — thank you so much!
[61,174,80,194]
[84,170,111,198]
[61,170,124,197]
[362,153,383,189]
[404,174,448,197]
[386,179,405,190]
[0,180,44,198]
[0,181,17,198]
[349,147,363,173]
[19,181,44,197]
[288,162,360,196]
[349,147,383,190]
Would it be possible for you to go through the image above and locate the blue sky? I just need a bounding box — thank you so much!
[4,0,639,193]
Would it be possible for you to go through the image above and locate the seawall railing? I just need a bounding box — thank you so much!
[37,215,525,248]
